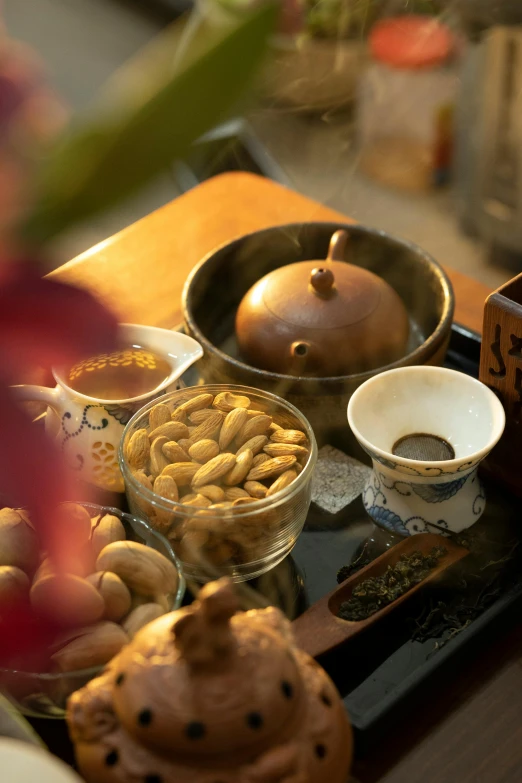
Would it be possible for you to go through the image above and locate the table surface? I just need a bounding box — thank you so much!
[51,173,522,783]
[51,171,490,335]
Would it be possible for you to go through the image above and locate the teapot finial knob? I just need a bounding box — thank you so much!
[310,267,335,295]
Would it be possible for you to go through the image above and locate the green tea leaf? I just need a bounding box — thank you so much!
[22,3,277,242]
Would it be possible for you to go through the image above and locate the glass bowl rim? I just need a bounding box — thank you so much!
[0,502,186,680]
[119,383,318,516]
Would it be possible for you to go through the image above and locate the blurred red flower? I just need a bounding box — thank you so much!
[0,28,118,666]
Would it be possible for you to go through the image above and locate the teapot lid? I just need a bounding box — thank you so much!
[260,230,382,330]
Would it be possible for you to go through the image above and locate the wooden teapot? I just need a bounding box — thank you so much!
[235,229,410,377]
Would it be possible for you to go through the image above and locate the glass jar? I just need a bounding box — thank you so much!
[120,385,318,582]
[357,15,458,192]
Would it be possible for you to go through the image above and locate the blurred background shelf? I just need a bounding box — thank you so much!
[3,0,518,290]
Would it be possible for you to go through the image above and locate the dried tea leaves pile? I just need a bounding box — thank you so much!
[412,523,522,649]
[337,546,447,622]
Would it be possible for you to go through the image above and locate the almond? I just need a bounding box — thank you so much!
[149,403,171,431]
[152,475,179,532]
[182,494,212,508]
[213,391,251,412]
[149,421,189,442]
[162,462,201,486]
[232,497,257,508]
[31,574,105,627]
[252,452,270,467]
[123,603,165,639]
[132,469,153,489]
[171,408,187,422]
[244,481,268,499]
[205,541,236,565]
[266,469,298,497]
[178,438,193,453]
[188,411,224,445]
[224,486,251,501]
[162,440,191,463]
[179,531,209,565]
[236,435,268,457]
[96,540,179,596]
[263,443,309,459]
[86,571,132,622]
[153,474,179,503]
[223,448,253,486]
[150,436,171,478]
[236,415,272,447]
[91,513,126,559]
[51,622,128,672]
[126,429,150,470]
[33,557,54,584]
[183,511,222,532]
[130,471,155,518]
[0,566,29,606]
[219,407,248,450]
[128,591,169,613]
[192,453,237,487]
[189,409,219,425]
[154,593,171,612]
[34,552,91,581]
[189,439,220,463]
[246,455,297,482]
[175,393,214,415]
[270,428,306,444]
[246,409,267,417]
[197,485,225,503]
[54,503,92,550]
[269,421,283,432]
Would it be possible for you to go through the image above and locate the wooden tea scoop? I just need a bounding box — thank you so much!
[292,533,468,659]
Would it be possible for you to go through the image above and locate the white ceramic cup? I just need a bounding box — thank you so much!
[12,324,203,492]
[348,366,506,535]
[0,738,83,783]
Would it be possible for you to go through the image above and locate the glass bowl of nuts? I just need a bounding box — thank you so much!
[120,385,318,581]
[0,503,185,718]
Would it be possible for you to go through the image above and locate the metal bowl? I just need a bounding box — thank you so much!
[183,222,454,452]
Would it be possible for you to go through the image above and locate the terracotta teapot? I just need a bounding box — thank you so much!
[235,230,410,376]
[67,578,353,783]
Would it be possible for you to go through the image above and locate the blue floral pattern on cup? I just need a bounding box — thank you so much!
[363,467,486,537]
[363,446,484,478]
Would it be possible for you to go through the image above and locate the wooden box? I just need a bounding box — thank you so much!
[479,273,522,494]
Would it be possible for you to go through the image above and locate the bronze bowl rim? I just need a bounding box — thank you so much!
[182,221,455,386]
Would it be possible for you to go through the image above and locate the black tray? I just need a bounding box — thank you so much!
[271,323,522,752]
[33,324,522,764]
[181,323,522,753]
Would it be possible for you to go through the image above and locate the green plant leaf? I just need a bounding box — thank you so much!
[22,2,277,243]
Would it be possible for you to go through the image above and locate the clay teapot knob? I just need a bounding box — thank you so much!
[172,578,237,668]
[310,267,335,295]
